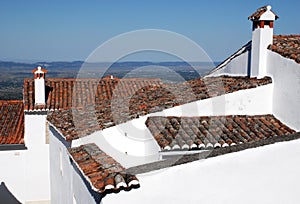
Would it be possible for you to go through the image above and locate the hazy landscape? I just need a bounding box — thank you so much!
[0,61,217,100]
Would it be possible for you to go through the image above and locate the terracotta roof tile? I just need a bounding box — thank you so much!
[248,5,279,21]
[269,35,300,64]
[0,100,24,145]
[69,143,139,194]
[24,77,161,111]
[145,115,295,150]
[46,76,272,140]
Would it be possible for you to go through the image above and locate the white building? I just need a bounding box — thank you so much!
[1,5,300,204]
[0,66,50,203]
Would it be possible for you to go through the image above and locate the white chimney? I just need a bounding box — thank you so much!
[249,5,278,78]
[32,66,48,105]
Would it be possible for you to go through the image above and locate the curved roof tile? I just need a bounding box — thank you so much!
[69,143,139,194]
[0,100,24,145]
[146,115,296,151]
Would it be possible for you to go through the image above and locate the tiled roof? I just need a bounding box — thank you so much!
[69,143,139,194]
[0,100,24,145]
[248,5,279,21]
[46,76,272,141]
[24,77,161,111]
[145,115,296,151]
[269,35,300,64]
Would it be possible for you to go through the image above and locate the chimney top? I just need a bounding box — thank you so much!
[32,66,48,74]
[248,5,279,21]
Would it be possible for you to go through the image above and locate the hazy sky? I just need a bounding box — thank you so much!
[0,0,299,62]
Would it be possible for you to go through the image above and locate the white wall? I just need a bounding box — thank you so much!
[72,164,101,204]
[163,84,273,116]
[208,45,250,77]
[49,127,73,204]
[24,114,50,203]
[102,138,300,204]
[49,126,99,204]
[0,114,51,203]
[72,119,161,169]
[73,84,273,168]
[0,150,26,202]
[267,51,300,131]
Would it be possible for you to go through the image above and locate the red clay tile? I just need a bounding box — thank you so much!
[248,5,279,21]
[69,143,139,194]
[0,100,24,145]
[269,35,300,64]
[45,76,272,141]
[146,115,296,150]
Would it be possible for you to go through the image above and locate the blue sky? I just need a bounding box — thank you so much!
[0,0,299,62]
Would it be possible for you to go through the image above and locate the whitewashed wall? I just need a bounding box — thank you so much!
[73,84,273,168]
[72,164,101,204]
[49,126,100,204]
[24,114,50,203]
[49,127,73,204]
[103,138,300,204]
[0,114,51,203]
[163,84,273,116]
[0,150,26,202]
[267,51,300,131]
[208,44,251,77]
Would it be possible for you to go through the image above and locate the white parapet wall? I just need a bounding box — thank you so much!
[163,84,273,116]
[208,43,251,77]
[267,50,300,131]
[73,84,273,168]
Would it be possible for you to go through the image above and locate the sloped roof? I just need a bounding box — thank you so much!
[248,5,279,21]
[269,35,300,64]
[47,76,272,141]
[23,76,161,111]
[69,143,139,194]
[146,115,296,151]
[0,100,24,145]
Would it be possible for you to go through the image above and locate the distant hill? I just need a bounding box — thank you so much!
[0,60,217,100]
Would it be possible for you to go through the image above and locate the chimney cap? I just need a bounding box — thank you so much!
[32,66,48,74]
[248,5,279,21]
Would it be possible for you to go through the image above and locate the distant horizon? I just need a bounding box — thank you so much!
[0,59,222,64]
